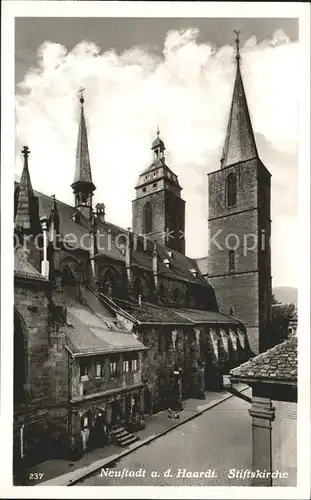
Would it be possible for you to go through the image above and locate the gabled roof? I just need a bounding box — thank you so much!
[221,59,258,168]
[113,298,242,327]
[230,336,297,385]
[14,181,212,288]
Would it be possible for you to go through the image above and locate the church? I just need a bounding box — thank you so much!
[13,34,271,473]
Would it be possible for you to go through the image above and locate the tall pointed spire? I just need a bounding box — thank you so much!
[15,146,36,231]
[72,88,95,188]
[71,89,96,220]
[220,31,258,169]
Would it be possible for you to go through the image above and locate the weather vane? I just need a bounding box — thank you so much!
[156,125,160,137]
[78,86,85,104]
[234,29,241,60]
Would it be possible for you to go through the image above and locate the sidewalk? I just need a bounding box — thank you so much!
[24,383,249,486]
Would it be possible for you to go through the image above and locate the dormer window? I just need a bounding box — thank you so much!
[167,251,173,259]
[153,183,157,189]
[163,258,170,268]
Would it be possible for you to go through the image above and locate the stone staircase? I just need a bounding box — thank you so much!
[111,426,140,447]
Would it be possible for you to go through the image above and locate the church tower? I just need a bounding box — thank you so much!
[132,128,185,254]
[71,89,96,220]
[207,32,272,354]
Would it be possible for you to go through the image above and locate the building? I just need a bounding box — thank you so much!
[199,32,272,355]
[230,335,297,486]
[13,34,267,474]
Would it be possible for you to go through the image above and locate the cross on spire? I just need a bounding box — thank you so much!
[78,86,85,104]
[234,29,241,61]
[22,145,30,158]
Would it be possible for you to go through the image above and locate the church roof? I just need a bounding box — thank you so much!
[230,336,297,385]
[72,97,95,191]
[113,299,242,326]
[221,58,258,168]
[64,295,146,356]
[15,182,210,287]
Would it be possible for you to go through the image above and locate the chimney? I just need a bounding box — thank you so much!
[95,203,106,224]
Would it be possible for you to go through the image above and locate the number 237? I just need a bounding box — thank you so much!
[28,473,44,480]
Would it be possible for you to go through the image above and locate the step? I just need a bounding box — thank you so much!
[116,435,139,447]
[114,430,128,438]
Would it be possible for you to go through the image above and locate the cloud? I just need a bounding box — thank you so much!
[15,27,298,287]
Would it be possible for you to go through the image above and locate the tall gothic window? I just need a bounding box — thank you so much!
[14,312,26,406]
[226,173,237,207]
[143,202,152,235]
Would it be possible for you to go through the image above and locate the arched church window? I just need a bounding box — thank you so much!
[143,202,152,235]
[133,277,143,298]
[226,173,237,207]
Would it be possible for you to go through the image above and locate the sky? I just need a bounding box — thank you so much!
[15,17,299,288]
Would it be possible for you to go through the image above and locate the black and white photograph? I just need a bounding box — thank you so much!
[1,1,310,498]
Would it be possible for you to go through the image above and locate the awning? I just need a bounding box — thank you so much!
[229,328,238,351]
[220,329,229,353]
[237,328,245,349]
[209,328,219,360]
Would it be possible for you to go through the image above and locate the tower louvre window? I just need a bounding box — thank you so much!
[228,250,235,273]
[226,173,237,207]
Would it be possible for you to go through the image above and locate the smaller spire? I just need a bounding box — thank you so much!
[72,87,96,192]
[15,146,36,231]
[151,126,165,162]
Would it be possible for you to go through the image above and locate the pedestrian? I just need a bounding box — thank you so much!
[168,407,172,419]
[174,411,180,419]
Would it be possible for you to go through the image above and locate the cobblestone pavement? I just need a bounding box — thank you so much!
[78,391,296,487]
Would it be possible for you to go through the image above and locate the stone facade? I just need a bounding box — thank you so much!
[208,158,271,354]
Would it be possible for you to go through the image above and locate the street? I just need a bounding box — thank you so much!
[78,389,297,487]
